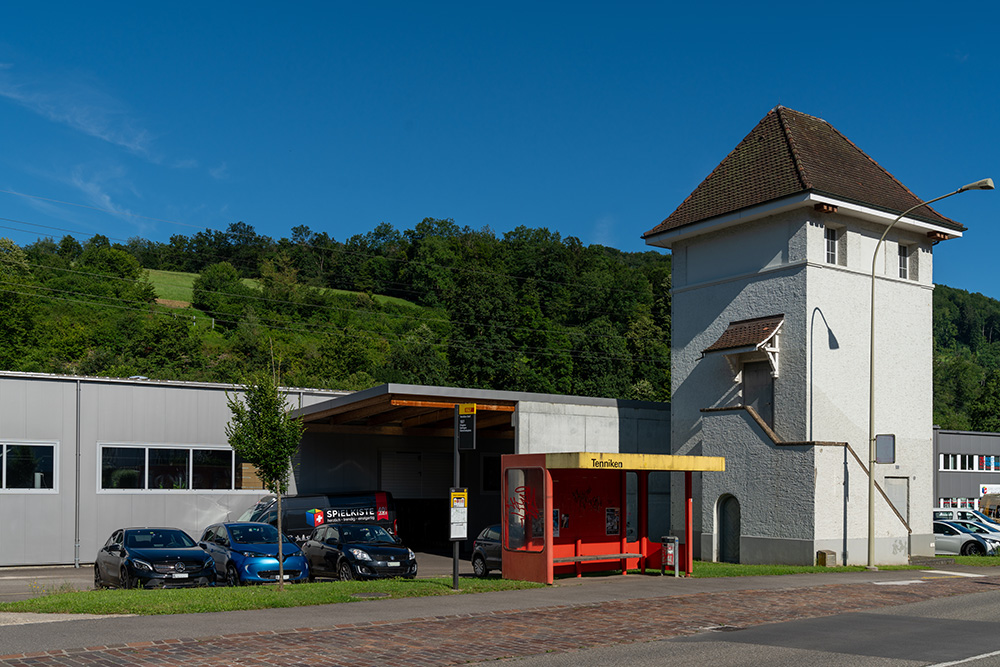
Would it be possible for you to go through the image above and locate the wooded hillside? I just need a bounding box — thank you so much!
[0,221,671,400]
[1,220,997,428]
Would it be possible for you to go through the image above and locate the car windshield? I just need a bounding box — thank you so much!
[229,524,290,544]
[339,525,394,544]
[236,506,257,522]
[961,523,990,534]
[126,529,196,549]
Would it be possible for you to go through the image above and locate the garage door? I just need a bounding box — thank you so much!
[380,451,452,499]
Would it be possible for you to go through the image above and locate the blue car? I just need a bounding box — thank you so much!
[199,522,309,585]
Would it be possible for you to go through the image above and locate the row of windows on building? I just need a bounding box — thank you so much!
[0,443,261,492]
[824,226,916,280]
[938,497,980,509]
[939,454,1000,472]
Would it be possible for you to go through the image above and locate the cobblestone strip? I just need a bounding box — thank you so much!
[1,576,997,666]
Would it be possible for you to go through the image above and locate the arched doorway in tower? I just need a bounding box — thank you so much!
[718,494,741,563]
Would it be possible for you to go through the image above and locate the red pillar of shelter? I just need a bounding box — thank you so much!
[638,471,648,573]
[684,470,693,577]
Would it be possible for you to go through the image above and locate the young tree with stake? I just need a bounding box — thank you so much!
[226,370,304,589]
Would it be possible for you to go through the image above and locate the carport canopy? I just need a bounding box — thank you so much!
[292,384,517,438]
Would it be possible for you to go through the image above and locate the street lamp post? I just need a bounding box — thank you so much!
[867,177,994,570]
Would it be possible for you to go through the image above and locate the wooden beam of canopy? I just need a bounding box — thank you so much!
[304,424,515,439]
[389,400,516,412]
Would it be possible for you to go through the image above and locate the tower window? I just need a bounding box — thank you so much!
[898,244,909,279]
[825,227,837,264]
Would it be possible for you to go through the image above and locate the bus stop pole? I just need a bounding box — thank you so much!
[453,406,460,591]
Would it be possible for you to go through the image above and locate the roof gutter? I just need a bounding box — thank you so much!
[643,192,964,250]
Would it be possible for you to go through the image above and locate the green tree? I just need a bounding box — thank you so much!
[0,238,36,369]
[192,262,255,326]
[225,370,305,588]
[970,371,1000,433]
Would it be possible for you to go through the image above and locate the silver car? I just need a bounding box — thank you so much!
[933,521,998,556]
[949,519,1000,541]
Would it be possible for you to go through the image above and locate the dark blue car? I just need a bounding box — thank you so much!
[95,527,216,589]
[301,522,417,580]
[199,522,309,585]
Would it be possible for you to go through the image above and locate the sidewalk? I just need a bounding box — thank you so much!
[2,565,1000,664]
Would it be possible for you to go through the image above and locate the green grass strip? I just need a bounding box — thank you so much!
[0,577,542,616]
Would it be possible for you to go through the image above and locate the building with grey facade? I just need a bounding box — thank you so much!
[934,427,1000,509]
[0,372,670,568]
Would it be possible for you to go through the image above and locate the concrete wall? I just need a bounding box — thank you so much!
[513,400,670,455]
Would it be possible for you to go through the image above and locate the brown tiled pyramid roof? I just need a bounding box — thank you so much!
[644,107,964,238]
[703,315,784,354]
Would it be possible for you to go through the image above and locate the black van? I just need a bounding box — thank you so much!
[237,491,397,542]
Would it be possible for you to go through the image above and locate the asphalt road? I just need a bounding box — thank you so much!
[478,585,1000,666]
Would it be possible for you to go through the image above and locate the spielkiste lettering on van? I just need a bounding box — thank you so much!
[591,458,623,469]
[326,507,377,520]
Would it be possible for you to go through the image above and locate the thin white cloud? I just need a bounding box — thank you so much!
[210,162,230,180]
[0,65,153,156]
[68,165,152,235]
[592,215,616,246]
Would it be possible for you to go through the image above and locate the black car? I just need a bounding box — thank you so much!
[301,523,417,580]
[94,527,215,589]
[471,524,502,577]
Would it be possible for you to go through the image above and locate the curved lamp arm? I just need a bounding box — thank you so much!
[867,177,993,569]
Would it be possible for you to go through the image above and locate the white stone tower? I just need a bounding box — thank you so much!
[644,107,967,565]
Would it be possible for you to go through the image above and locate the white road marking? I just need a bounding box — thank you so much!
[921,570,985,578]
[873,580,924,586]
[0,612,132,626]
[927,648,1000,666]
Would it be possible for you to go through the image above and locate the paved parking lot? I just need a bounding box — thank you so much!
[0,550,463,602]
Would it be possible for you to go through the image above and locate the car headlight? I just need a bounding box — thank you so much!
[131,559,153,572]
[348,548,372,561]
[407,549,415,560]
[241,551,259,558]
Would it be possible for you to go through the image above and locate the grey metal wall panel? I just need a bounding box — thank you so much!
[1,378,79,566]
[1,373,340,567]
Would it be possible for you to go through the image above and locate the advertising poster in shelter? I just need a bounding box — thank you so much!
[605,507,620,536]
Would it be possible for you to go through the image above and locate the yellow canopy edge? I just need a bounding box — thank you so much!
[543,452,725,472]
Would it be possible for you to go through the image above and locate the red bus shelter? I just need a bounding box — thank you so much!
[501,452,726,584]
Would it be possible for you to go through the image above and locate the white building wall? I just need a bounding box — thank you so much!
[806,213,935,562]
[670,206,935,564]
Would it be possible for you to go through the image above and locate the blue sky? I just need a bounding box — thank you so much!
[1,3,998,298]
